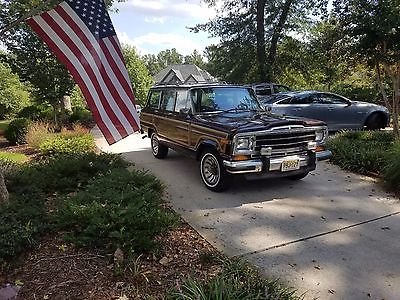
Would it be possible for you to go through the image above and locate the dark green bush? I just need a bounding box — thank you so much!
[56,168,178,253]
[167,258,299,300]
[0,197,48,270]
[327,131,395,175]
[39,133,95,156]
[332,83,380,104]
[7,152,128,196]
[69,107,94,126]
[17,105,51,121]
[4,118,30,145]
[383,141,400,191]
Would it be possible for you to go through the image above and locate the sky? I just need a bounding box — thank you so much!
[109,0,220,56]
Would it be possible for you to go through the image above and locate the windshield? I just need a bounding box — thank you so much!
[190,87,262,113]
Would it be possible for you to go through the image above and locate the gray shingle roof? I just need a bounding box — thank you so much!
[155,64,216,84]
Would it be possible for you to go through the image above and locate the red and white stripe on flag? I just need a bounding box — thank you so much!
[26,0,140,145]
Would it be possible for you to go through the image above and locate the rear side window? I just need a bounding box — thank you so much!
[149,90,161,108]
[160,90,177,111]
[175,90,188,112]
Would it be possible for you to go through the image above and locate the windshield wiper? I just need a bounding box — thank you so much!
[218,108,259,113]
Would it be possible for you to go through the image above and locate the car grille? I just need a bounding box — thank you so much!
[255,130,316,157]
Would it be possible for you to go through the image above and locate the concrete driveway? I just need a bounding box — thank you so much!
[93,127,400,300]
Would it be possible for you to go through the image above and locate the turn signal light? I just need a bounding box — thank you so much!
[233,155,250,161]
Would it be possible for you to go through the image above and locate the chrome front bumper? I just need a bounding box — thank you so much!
[223,153,313,175]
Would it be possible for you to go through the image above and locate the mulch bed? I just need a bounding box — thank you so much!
[0,223,220,299]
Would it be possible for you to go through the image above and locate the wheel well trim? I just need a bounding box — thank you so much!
[364,111,389,127]
[196,139,220,160]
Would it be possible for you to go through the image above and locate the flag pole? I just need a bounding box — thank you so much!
[0,0,57,37]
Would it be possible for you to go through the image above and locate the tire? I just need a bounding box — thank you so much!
[365,113,385,130]
[287,172,309,180]
[200,150,231,192]
[151,132,168,159]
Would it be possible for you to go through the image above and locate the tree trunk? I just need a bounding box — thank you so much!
[376,62,392,111]
[266,0,293,81]
[393,65,400,139]
[256,0,267,82]
[0,172,9,204]
[61,95,72,112]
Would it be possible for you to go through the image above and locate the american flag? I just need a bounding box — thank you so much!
[27,0,140,145]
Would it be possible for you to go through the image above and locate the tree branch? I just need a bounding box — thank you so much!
[0,0,56,37]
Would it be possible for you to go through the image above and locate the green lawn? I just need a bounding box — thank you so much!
[0,151,28,163]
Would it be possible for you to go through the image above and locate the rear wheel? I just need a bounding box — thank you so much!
[200,150,231,192]
[151,132,168,159]
[287,172,309,180]
[365,113,385,130]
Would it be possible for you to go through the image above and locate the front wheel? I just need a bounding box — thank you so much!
[200,150,231,192]
[151,133,168,159]
[287,172,309,180]
[365,113,385,130]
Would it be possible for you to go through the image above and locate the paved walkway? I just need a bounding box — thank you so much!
[93,127,400,300]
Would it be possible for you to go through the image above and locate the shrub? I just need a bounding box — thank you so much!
[383,141,400,191]
[56,168,178,253]
[69,107,93,126]
[0,197,48,269]
[327,131,395,175]
[7,152,128,196]
[4,118,30,145]
[39,133,95,156]
[25,121,54,150]
[167,258,299,300]
[332,83,380,104]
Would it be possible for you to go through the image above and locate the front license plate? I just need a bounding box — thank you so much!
[281,159,300,172]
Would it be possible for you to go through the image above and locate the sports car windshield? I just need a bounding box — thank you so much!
[191,87,262,113]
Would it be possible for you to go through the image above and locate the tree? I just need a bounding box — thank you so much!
[0,60,31,118]
[334,0,400,138]
[0,0,128,115]
[122,45,153,106]
[143,48,184,76]
[197,0,329,82]
[184,50,206,69]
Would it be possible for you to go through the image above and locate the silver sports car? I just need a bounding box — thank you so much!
[261,91,390,131]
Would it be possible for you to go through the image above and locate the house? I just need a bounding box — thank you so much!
[154,64,217,85]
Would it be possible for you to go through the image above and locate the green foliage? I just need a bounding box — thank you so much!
[332,83,380,103]
[4,118,30,145]
[56,168,178,253]
[122,46,153,106]
[69,107,94,126]
[0,198,48,269]
[383,141,400,192]
[17,104,52,121]
[7,153,128,196]
[0,61,31,118]
[143,48,184,76]
[0,120,10,132]
[39,133,95,156]
[168,258,299,300]
[327,131,395,175]
[0,152,28,163]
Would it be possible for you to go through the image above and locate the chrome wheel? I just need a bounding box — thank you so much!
[151,132,168,159]
[151,133,159,156]
[201,153,221,187]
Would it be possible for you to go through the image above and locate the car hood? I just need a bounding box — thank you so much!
[193,111,325,134]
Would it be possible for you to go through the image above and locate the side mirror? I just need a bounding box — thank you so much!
[179,108,192,116]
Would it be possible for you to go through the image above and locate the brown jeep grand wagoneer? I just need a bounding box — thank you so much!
[140,84,331,191]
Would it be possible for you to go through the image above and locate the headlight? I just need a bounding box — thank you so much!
[315,128,328,144]
[234,136,255,153]
[237,137,251,150]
